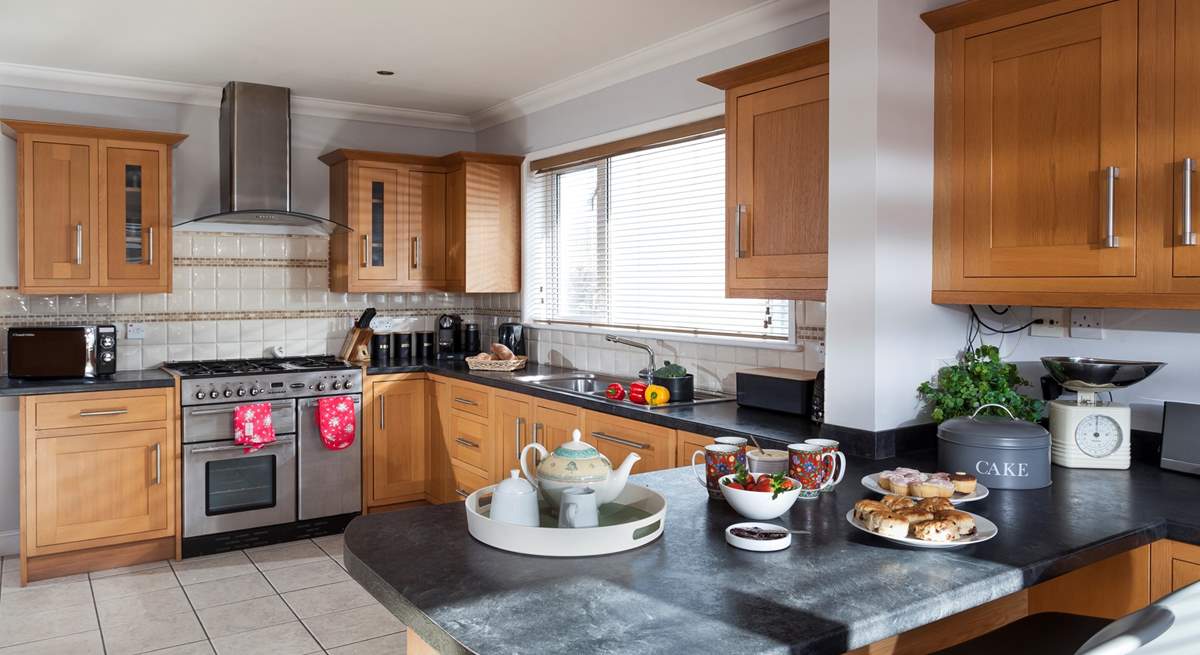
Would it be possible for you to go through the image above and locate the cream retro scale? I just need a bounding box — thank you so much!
[1040,357,1164,469]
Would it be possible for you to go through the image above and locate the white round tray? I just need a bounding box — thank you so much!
[465,483,667,557]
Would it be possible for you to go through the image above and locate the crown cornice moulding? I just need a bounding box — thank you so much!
[0,62,474,132]
[469,0,829,131]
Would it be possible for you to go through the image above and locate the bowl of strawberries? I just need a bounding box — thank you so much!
[719,468,802,520]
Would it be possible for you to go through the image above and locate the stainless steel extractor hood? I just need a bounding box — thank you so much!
[176,81,347,233]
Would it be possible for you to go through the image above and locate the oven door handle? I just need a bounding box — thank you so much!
[189,437,296,455]
[300,397,362,409]
[188,401,293,416]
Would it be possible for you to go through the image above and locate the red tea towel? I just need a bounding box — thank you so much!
[317,395,356,450]
[233,402,276,453]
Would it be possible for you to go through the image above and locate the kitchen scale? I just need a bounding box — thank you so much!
[1041,357,1165,469]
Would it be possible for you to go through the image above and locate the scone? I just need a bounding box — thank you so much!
[917,497,954,512]
[950,472,978,495]
[912,519,958,542]
[911,478,955,498]
[894,508,935,525]
[854,499,889,522]
[881,494,917,510]
[936,509,977,536]
[872,512,910,539]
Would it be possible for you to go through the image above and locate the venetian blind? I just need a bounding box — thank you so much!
[526,131,790,340]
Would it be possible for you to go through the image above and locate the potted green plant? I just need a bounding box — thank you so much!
[651,361,693,403]
[917,345,1044,423]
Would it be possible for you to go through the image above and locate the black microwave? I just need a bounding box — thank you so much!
[7,326,118,379]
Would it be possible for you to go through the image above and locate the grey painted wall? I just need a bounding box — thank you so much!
[475,15,830,155]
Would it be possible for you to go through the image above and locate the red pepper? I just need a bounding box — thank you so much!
[629,381,648,404]
[605,382,626,401]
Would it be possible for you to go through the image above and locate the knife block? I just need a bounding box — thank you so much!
[339,328,373,363]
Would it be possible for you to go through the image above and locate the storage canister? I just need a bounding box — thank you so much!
[937,404,1051,490]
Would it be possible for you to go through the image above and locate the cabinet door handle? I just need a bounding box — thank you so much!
[1184,158,1197,246]
[455,436,480,449]
[532,422,543,464]
[377,394,385,429]
[147,227,154,266]
[411,237,420,270]
[79,408,128,417]
[455,488,470,498]
[152,443,161,485]
[74,224,83,265]
[1104,166,1120,248]
[734,204,746,258]
[361,235,369,267]
[453,397,478,407]
[514,417,525,461]
[590,431,649,450]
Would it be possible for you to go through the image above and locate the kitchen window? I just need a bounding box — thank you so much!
[526,125,790,341]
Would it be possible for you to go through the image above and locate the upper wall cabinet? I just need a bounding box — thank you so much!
[924,0,1200,308]
[700,40,830,301]
[321,149,521,294]
[2,120,186,294]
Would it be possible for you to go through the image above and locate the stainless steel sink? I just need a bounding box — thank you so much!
[513,372,735,408]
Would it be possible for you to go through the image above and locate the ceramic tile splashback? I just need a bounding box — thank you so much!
[0,232,518,371]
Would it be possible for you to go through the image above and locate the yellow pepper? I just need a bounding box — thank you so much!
[644,384,671,406]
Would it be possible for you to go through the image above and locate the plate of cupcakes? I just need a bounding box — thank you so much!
[861,468,988,504]
[847,495,998,548]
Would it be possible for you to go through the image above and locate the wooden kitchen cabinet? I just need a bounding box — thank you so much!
[582,411,675,473]
[494,391,534,476]
[700,41,829,301]
[444,153,523,293]
[365,377,428,507]
[532,398,583,453]
[1,120,184,294]
[1151,539,1200,600]
[676,431,715,472]
[19,387,177,584]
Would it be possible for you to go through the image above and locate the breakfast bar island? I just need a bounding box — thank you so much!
[344,454,1200,654]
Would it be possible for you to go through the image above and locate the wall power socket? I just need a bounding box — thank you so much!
[1030,308,1067,338]
[1070,309,1104,339]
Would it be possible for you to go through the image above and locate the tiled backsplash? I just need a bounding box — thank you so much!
[0,232,518,370]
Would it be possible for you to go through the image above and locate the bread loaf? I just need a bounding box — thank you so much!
[490,343,515,361]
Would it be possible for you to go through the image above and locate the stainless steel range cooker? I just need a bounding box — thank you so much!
[164,355,362,557]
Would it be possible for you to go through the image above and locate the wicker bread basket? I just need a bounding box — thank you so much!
[465,354,528,372]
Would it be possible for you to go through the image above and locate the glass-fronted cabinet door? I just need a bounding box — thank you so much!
[355,165,401,283]
[100,141,171,290]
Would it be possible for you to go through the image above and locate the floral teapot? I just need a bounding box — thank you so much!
[520,429,640,508]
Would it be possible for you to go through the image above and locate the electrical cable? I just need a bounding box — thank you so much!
[970,305,1043,335]
[987,305,1012,315]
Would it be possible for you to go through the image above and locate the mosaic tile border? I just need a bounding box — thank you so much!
[173,257,328,268]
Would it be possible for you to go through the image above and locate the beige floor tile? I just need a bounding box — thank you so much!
[281,580,376,620]
[245,541,329,572]
[0,580,93,617]
[264,559,349,593]
[312,534,344,559]
[197,595,296,639]
[326,632,407,655]
[101,610,206,655]
[171,551,257,586]
[0,630,104,655]
[302,604,404,649]
[147,641,215,655]
[184,571,275,610]
[0,602,96,648]
[0,569,88,589]
[89,559,171,580]
[210,621,322,655]
[97,586,192,626]
[90,566,179,602]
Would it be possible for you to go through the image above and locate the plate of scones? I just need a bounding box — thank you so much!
[847,495,998,548]
[861,468,989,504]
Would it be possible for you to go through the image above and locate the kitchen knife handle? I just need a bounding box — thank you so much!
[1104,166,1120,248]
[1184,158,1197,246]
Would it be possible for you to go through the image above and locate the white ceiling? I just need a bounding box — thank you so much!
[0,0,770,120]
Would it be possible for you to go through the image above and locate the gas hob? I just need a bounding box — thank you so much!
[164,355,361,406]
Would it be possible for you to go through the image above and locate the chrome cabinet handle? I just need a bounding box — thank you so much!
[734,204,746,258]
[411,237,419,269]
[189,438,295,454]
[1185,158,1197,246]
[361,235,369,267]
[1104,166,1120,248]
[455,488,469,498]
[514,417,525,461]
[74,224,83,265]
[590,431,649,450]
[532,422,543,464]
[152,443,161,485]
[147,227,154,266]
[455,437,480,449]
[378,394,385,430]
[453,397,478,406]
[299,398,361,409]
[79,408,128,417]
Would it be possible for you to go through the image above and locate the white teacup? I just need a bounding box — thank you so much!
[558,487,599,528]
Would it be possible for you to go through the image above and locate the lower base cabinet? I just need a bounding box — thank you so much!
[676,431,716,473]
[364,376,428,508]
[583,411,674,473]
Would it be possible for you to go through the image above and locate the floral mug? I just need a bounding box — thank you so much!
[803,438,847,492]
[787,443,836,499]
[692,444,741,499]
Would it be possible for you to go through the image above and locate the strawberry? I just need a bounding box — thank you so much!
[753,477,773,493]
[725,481,744,490]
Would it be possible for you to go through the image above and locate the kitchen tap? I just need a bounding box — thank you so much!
[605,335,655,383]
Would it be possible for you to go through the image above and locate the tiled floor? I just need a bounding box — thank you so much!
[0,535,407,655]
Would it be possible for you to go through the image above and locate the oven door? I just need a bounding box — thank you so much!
[183,437,297,537]
[297,396,362,520]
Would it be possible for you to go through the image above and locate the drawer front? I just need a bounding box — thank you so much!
[584,411,674,472]
[33,389,170,431]
[449,463,490,501]
[450,413,491,475]
[449,383,489,419]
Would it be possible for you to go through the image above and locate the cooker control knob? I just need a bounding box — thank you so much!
[249,386,262,396]
[209,390,219,399]
[194,391,205,400]
[316,382,326,392]
[223,389,232,398]
[236,387,246,397]
[343,379,353,390]
[331,381,341,390]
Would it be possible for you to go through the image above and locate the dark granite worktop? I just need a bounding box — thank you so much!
[0,369,176,397]
[345,452,1200,655]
